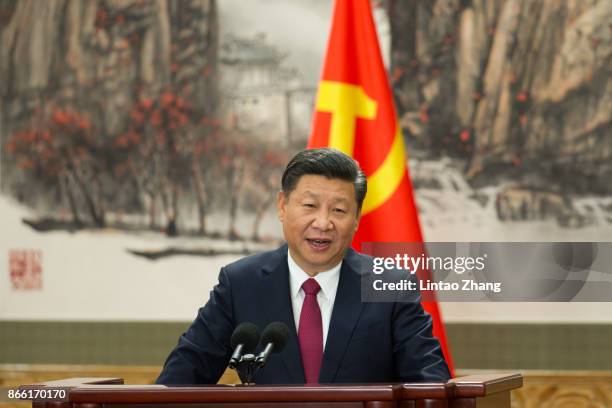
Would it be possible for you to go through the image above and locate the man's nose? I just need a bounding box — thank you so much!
[311,209,333,231]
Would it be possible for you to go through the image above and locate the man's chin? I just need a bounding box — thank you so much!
[302,254,343,272]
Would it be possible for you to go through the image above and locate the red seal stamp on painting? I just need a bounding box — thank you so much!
[9,250,42,290]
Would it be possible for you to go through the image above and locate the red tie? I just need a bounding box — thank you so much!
[298,278,323,384]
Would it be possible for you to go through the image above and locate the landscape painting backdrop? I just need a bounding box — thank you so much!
[1,0,610,321]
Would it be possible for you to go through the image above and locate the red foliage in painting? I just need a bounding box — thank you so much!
[156,131,166,145]
[115,135,129,148]
[200,117,216,126]
[94,7,110,30]
[18,159,34,169]
[113,163,128,177]
[77,117,91,130]
[150,110,162,126]
[125,92,195,143]
[175,96,187,109]
[140,98,154,110]
[442,34,455,45]
[130,109,145,124]
[162,92,174,107]
[220,155,231,167]
[264,151,287,166]
[590,36,601,49]
[51,108,93,133]
[419,105,430,123]
[391,67,403,83]
[459,129,471,142]
[516,91,529,103]
[5,140,16,153]
[7,107,96,177]
[52,110,70,126]
[127,132,141,144]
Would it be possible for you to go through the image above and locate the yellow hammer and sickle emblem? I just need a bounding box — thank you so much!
[315,80,406,215]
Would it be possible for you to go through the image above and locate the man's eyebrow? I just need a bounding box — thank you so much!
[297,191,351,204]
[304,191,350,203]
[300,190,319,198]
[330,195,349,203]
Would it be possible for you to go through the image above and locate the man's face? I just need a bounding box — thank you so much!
[277,174,361,276]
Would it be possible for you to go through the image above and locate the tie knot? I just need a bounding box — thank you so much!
[302,278,321,295]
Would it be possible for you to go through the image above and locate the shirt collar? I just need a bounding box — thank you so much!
[287,249,342,300]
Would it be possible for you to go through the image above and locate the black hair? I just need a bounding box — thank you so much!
[281,148,367,210]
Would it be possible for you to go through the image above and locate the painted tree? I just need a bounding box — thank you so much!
[6,108,106,226]
[215,131,249,240]
[1,0,220,236]
[190,118,221,235]
[242,144,290,241]
[117,91,196,235]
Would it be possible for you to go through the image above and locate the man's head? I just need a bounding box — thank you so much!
[281,148,367,210]
[277,148,367,276]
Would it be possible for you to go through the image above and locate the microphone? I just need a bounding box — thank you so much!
[255,322,290,367]
[229,322,260,369]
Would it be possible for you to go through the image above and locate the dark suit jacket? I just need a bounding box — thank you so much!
[156,245,450,384]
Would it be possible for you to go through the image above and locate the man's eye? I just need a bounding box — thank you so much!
[303,203,315,208]
[333,208,347,213]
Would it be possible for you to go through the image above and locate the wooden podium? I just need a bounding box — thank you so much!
[23,373,522,408]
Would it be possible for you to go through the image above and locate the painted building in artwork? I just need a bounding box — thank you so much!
[219,33,315,146]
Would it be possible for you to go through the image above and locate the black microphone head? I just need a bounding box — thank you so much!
[230,322,260,353]
[260,322,290,352]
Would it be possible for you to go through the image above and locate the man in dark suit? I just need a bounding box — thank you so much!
[157,148,450,384]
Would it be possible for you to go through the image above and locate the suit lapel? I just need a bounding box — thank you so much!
[319,249,365,383]
[259,245,305,383]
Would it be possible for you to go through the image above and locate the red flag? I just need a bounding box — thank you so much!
[308,0,454,375]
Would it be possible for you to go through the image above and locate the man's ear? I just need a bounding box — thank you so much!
[353,209,362,232]
[276,191,286,222]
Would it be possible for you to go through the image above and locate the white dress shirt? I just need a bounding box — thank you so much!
[287,250,341,349]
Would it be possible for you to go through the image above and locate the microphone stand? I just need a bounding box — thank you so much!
[235,353,258,385]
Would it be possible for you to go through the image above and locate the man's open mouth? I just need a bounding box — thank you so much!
[306,238,332,250]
